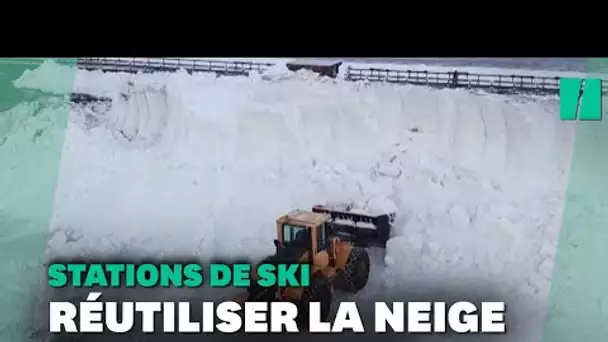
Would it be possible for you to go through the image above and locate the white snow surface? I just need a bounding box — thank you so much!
[13,60,577,341]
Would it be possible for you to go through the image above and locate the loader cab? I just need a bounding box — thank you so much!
[276,209,332,254]
[282,224,311,249]
[316,221,331,250]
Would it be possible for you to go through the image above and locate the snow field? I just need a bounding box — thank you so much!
[9,60,577,341]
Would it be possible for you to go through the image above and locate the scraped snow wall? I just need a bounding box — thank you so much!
[10,60,576,342]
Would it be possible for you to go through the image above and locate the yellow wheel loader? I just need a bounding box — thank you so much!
[233,204,396,325]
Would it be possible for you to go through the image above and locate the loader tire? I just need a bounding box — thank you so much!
[341,246,370,293]
[297,274,332,329]
[247,283,277,302]
[246,256,278,302]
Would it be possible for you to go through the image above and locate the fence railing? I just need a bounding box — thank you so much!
[346,67,561,95]
[343,66,608,95]
[77,58,274,76]
[74,58,608,96]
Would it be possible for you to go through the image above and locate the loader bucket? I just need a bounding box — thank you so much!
[312,205,396,248]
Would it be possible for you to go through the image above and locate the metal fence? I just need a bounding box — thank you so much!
[77,58,274,76]
[343,66,608,95]
[74,58,608,96]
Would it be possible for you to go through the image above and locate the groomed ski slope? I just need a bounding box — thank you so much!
[11,60,576,341]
